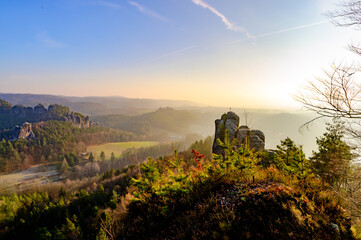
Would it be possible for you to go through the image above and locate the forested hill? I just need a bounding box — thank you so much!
[0,99,96,131]
[92,107,200,137]
[0,99,139,173]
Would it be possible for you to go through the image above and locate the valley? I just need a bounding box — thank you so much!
[0,0,360,237]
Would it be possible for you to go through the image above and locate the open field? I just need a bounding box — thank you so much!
[87,141,158,159]
[0,163,61,195]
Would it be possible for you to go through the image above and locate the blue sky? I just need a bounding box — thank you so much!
[0,0,359,108]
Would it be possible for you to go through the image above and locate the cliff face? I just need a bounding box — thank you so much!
[0,100,101,141]
[60,112,100,128]
[0,100,98,130]
[212,111,265,154]
[5,122,36,141]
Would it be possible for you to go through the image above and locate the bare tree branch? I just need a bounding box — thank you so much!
[327,0,361,29]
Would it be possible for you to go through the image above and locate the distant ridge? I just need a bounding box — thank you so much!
[0,93,202,116]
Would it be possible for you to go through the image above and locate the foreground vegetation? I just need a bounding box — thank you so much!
[0,125,357,239]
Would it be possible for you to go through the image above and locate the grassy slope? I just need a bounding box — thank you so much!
[87,141,158,159]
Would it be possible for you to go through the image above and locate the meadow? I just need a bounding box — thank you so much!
[87,141,159,159]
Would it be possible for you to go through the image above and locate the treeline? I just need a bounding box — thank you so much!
[0,121,138,173]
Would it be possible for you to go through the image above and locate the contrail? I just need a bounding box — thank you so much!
[158,46,196,59]
[143,46,196,63]
[208,20,330,49]
[255,20,330,39]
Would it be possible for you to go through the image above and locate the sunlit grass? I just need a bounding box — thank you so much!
[87,141,159,159]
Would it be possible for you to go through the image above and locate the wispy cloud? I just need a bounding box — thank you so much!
[209,20,330,49]
[95,1,121,9]
[158,46,195,59]
[191,0,253,38]
[128,1,169,22]
[143,46,196,63]
[36,31,66,48]
[255,20,329,39]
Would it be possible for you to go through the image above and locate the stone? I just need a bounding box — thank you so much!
[212,111,265,155]
[329,223,341,240]
[237,127,265,151]
[7,122,35,141]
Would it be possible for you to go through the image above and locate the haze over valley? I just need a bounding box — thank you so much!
[0,1,360,239]
[0,93,325,156]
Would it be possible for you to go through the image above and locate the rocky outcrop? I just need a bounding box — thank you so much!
[34,104,47,115]
[6,122,35,141]
[237,126,265,151]
[62,112,90,128]
[0,99,101,131]
[213,111,265,155]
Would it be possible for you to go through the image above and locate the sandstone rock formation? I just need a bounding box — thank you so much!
[0,99,100,131]
[7,122,35,141]
[62,112,90,128]
[0,99,102,141]
[212,111,265,155]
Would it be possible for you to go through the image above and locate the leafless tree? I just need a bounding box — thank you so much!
[295,0,361,138]
[328,0,361,29]
[296,0,361,226]
[328,1,361,56]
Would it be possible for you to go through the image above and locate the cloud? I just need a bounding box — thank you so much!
[191,0,252,38]
[158,46,195,59]
[143,46,196,63]
[36,31,66,48]
[254,20,330,39]
[128,1,169,22]
[209,20,330,49]
[96,1,121,9]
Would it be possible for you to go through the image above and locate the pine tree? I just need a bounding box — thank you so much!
[311,120,354,188]
[100,151,106,162]
[89,152,95,162]
[110,152,115,163]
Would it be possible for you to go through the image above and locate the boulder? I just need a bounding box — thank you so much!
[212,111,265,155]
[237,126,265,151]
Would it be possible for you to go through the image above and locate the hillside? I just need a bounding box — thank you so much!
[92,107,200,139]
[0,111,357,239]
[0,99,139,173]
[0,139,355,239]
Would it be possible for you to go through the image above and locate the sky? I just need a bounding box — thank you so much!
[0,0,360,109]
